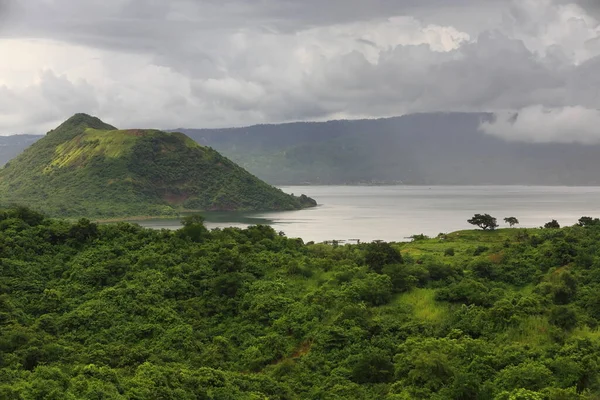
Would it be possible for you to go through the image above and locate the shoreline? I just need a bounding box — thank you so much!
[94,214,187,223]
[93,205,319,224]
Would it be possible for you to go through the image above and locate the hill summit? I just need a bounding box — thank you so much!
[0,114,316,218]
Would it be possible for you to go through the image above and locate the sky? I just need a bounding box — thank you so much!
[1,0,599,143]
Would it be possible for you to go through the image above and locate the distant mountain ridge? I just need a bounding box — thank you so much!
[178,113,600,185]
[0,135,41,167]
[4,112,600,185]
[0,114,316,218]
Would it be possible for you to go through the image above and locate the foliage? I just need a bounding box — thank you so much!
[468,214,499,230]
[364,241,403,273]
[505,217,520,227]
[1,206,600,398]
[0,114,316,219]
[545,220,561,229]
[578,217,600,227]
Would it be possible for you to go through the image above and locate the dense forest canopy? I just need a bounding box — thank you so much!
[2,206,600,398]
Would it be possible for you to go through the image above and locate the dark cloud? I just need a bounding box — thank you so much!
[0,0,599,144]
[0,0,12,29]
[243,0,502,29]
[2,0,500,50]
[574,0,600,16]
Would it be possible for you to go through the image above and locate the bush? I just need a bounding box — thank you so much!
[349,348,394,384]
[495,361,553,392]
[549,306,578,331]
[544,220,560,229]
[364,242,402,273]
[470,259,496,280]
[382,264,428,292]
[346,274,393,306]
[436,279,495,307]
[473,246,489,256]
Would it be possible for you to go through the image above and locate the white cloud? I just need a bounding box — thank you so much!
[0,0,599,137]
[480,105,600,143]
[503,0,600,64]
[0,69,99,134]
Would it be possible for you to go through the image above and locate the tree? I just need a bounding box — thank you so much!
[364,241,403,273]
[578,216,600,227]
[349,348,394,384]
[179,214,209,242]
[467,214,498,230]
[549,306,578,331]
[544,220,560,229]
[504,217,519,227]
[68,218,99,242]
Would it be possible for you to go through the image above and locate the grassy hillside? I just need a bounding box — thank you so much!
[0,114,316,218]
[1,208,600,398]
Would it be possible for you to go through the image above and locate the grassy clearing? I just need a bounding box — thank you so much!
[49,129,139,169]
[572,326,600,342]
[400,228,540,267]
[396,288,447,324]
[504,316,553,347]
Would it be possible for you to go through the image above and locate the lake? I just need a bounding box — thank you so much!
[132,186,600,243]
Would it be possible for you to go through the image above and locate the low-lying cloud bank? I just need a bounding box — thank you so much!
[480,106,600,144]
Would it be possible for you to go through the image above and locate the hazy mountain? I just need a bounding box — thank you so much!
[179,113,600,185]
[0,135,42,166]
[4,113,600,186]
[0,114,316,218]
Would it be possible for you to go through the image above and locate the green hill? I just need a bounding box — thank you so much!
[1,209,600,398]
[0,114,316,218]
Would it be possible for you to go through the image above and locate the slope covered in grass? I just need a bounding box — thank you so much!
[0,114,316,218]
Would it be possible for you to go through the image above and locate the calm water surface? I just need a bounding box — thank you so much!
[133,186,600,242]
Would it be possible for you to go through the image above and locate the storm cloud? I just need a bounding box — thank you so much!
[1,0,599,143]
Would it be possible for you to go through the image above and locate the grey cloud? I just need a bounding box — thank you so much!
[573,0,600,17]
[0,71,99,134]
[3,0,503,50]
[182,32,558,122]
[0,0,12,29]
[1,0,600,142]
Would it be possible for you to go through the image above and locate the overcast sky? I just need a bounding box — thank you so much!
[1,0,600,142]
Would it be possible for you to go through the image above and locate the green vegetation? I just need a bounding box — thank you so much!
[468,213,499,230]
[545,220,561,229]
[0,114,316,219]
[2,206,600,398]
[504,217,519,227]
